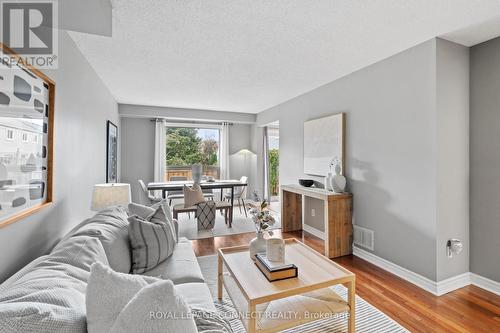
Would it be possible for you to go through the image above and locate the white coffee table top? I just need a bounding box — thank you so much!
[218,238,354,303]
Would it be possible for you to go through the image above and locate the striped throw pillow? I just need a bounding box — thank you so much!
[128,205,176,274]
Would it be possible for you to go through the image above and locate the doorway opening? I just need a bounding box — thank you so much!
[267,124,279,203]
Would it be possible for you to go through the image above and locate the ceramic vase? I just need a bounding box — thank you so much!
[324,172,333,191]
[249,231,266,260]
[330,164,346,193]
[192,164,202,183]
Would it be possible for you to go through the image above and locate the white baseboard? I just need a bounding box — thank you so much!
[436,273,471,296]
[470,273,500,296]
[353,246,439,295]
[302,224,325,240]
[353,246,500,296]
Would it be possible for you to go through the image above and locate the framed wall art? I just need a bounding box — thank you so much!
[304,112,345,176]
[0,43,55,228]
[106,120,118,183]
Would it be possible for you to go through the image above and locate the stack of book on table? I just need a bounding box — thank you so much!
[255,253,298,282]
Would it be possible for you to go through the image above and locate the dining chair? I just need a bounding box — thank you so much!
[224,176,248,217]
[167,176,188,205]
[200,175,215,201]
[137,180,162,205]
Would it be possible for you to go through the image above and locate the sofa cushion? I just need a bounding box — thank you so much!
[0,236,108,333]
[64,206,132,274]
[143,238,205,284]
[174,283,217,312]
[128,212,176,274]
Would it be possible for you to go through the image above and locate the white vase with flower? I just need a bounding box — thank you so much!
[247,199,276,260]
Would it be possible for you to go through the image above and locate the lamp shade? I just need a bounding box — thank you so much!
[236,148,255,155]
[91,183,131,211]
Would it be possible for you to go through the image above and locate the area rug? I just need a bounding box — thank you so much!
[178,207,281,240]
[197,255,409,333]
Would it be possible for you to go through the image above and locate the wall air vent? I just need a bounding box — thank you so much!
[353,225,374,251]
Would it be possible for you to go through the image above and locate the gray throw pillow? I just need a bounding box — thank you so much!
[128,200,178,242]
[128,206,177,274]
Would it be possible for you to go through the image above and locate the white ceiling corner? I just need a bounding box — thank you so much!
[69,0,500,114]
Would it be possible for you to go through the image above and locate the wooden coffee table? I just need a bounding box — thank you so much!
[218,238,355,333]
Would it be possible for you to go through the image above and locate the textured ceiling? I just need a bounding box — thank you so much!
[70,0,500,114]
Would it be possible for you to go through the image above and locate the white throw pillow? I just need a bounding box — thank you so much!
[86,263,196,333]
[109,280,197,333]
[183,184,205,208]
[86,262,160,333]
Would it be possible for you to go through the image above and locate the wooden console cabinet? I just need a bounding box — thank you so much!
[281,184,353,258]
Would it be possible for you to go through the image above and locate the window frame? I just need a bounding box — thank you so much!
[164,123,222,180]
[6,129,14,140]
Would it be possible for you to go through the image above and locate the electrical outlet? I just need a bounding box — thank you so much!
[311,209,316,217]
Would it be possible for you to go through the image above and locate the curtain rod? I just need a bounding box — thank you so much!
[150,118,233,126]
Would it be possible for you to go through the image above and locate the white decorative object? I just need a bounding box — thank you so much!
[249,231,266,259]
[191,164,202,183]
[248,199,276,260]
[91,183,131,211]
[266,238,285,262]
[330,161,346,193]
[304,113,345,176]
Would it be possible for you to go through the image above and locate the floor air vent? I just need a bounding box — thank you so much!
[353,225,374,251]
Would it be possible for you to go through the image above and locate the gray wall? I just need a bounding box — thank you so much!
[470,37,500,282]
[435,39,470,281]
[256,39,469,281]
[121,118,155,201]
[304,197,325,232]
[120,117,254,202]
[0,31,119,282]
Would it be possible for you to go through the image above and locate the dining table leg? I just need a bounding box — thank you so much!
[229,186,234,227]
[162,189,166,199]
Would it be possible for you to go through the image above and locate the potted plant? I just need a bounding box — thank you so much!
[247,199,276,260]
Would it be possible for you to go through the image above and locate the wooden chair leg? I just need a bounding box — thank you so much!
[241,198,247,218]
[238,199,242,214]
[169,199,172,206]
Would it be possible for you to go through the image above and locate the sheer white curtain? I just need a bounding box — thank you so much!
[220,122,230,180]
[154,119,166,183]
[262,126,270,201]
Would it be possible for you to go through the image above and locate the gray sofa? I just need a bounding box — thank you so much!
[0,205,214,332]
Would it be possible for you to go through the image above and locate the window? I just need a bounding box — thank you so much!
[6,129,13,140]
[165,126,220,181]
[32,134,38,143]
[22,132,28,142]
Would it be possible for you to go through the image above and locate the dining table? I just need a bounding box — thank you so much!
[147,179,248,225]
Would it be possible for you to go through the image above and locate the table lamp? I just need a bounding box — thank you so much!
[91,183,131,211]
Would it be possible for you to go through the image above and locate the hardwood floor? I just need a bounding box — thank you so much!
[192,230,500,333]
